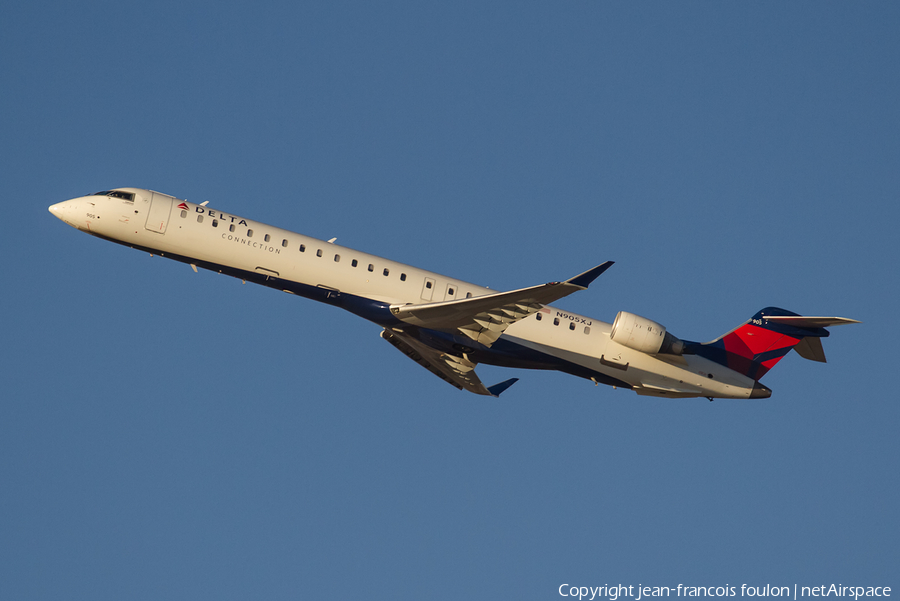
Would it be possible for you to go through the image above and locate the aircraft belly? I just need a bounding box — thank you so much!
[499,327,757,398]
[492,335,630,387]
[624,352,756,398]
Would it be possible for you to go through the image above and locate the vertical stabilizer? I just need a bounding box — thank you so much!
[691,308,857,380]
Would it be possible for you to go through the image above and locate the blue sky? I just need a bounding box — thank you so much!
[2,2,897,599]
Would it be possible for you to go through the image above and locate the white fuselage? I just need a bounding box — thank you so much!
[49,188,761,399]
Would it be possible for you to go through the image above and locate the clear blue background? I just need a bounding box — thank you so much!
[2,2,897,599]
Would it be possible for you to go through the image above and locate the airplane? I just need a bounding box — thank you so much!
[48,188,859,400]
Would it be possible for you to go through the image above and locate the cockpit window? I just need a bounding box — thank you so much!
[93,190,135,202]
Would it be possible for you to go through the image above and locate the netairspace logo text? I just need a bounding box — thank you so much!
[558,585,892,601]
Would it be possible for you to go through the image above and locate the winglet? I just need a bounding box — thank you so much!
[487,378,519,397]
[566,261,614,289]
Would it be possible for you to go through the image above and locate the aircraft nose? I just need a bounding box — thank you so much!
[49,199,82,229]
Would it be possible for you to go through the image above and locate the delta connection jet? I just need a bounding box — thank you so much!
[49,188,858,400]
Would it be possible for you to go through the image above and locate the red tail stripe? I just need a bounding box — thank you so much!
[724,324,799,357]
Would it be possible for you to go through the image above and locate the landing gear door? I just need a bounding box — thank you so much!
[145,192,173,234]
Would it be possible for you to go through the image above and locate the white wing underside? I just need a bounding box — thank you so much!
[394,296,545,346]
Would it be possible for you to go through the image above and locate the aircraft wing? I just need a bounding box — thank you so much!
[380,329,517,397]
[389,261,613,346]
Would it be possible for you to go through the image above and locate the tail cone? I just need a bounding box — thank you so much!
[750,382,772,399]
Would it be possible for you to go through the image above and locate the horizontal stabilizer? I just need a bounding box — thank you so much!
[762,316,860,328]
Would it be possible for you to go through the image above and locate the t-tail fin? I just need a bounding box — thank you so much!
[691,307,859,380]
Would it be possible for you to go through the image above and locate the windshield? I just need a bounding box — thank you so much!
[93,190,135,201]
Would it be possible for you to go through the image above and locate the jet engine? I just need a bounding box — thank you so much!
[610,311,684,355]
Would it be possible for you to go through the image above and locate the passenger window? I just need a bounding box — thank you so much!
[383,268,390,276]
[425,281,432,289]
[400,273,406,281]
[352,259,358,267]
[553,318,560,326]
[282,239,288,248]
[197,215,204,223]
[448,287,455,295]
[466,292,472,298]
[299,244,305,252]
[264,234,270,242]
[368,264,374,272]
[569,322,575,331]
[247,229,253,237]
[316,249,323,257]
[584,326,591,335]
[334,254,340,262]
[180,210,187,218]
[536,313,542,321]
[212,219,218,227]
[229,224,235,232]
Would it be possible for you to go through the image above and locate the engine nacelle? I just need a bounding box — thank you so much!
[610,311,684,355]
